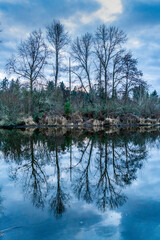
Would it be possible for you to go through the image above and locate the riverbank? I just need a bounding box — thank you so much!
[0,113,160,129]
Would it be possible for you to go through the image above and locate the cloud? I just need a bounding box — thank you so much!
[61,16,79,33]
[6,26,29,40]
[0,72,5,79]
[127,38,144,49]
[117,0,160,32]
[81,0,123,24]
[62,0,123,33]
[124,25,160,93]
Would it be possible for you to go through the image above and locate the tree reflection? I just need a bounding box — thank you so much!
[0,128,157,217]
[9,137,48,209]
[96,143,126,211]
[49,144,70,217]
[73,140,94,204]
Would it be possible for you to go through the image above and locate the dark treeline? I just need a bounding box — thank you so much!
[0,20,160,125]
[0,128,160,216]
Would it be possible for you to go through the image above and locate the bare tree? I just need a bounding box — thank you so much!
[94,57,104,99]
[6,30,48,114]
[71,33,93,93]
[111,49,125,98]
[121,52,144,103]
[46,20,69,88]
[94,25,127,100]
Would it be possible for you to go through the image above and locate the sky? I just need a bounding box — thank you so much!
[0,0,160,92]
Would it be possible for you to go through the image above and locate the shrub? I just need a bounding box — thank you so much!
[64,100,72,116]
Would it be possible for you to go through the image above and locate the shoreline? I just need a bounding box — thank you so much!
[1,123,160,130]
[1,114,160,130]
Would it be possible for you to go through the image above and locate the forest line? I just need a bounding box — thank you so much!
[0,20,159,126]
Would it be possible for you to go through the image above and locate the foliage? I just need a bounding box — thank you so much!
[0,76,160,125]
[64,99,72,116]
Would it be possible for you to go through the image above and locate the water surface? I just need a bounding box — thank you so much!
[0,127,160,240]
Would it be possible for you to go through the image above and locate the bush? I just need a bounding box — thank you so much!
[64,100,72,116]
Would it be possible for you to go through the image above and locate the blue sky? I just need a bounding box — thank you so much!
[0,0,160,92]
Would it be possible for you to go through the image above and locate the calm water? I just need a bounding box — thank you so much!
[0,127,160,240]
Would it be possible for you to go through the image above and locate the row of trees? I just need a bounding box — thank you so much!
[0,76,159,124]
[1,20,160,124]
[5,21,146,111]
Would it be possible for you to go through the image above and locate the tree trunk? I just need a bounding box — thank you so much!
[29,78,33,115]
[55,50,59,88]
[69,57,71,102]
[104,69,107,101]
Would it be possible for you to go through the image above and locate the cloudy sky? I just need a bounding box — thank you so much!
[0,0,160,92]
